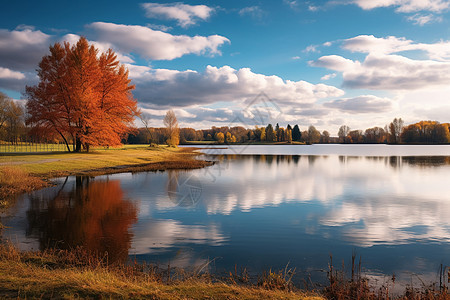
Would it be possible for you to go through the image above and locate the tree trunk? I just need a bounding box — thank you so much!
[75,136,82,152]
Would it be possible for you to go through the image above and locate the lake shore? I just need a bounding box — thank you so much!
[0,145,212,204]
[0,243,322,300]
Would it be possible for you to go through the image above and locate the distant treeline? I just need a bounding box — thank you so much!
[127,118,450,145]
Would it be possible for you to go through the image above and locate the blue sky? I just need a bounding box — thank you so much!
[1,0,450,132]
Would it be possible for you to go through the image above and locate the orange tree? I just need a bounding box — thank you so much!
[26,37,139,152]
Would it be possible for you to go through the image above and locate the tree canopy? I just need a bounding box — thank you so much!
[25,37,139,152]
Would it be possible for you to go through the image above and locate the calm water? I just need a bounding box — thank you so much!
[2,145,450,288]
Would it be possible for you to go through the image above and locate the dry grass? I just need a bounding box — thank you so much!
[324,254,450,300]
[0,166,46,204]
[0,243,322,299]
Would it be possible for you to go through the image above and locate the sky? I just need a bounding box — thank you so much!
[1,0,450,133]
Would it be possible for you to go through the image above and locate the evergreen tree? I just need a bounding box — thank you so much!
[292,124,301,141]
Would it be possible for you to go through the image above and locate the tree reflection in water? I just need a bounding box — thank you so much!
[26,176,137,263]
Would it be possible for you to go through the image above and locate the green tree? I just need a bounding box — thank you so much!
[292,125,301,141]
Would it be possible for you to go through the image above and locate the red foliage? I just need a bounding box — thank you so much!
[26,37,139,151]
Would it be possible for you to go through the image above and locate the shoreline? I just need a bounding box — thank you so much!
[0,145,212,201]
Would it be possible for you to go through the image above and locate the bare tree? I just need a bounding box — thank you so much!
[164,110,179,147]
[388,118,404,144]
[338,125,350,143]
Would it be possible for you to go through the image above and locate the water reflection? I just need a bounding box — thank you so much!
[3,150,450,286]
[25,176,137,263]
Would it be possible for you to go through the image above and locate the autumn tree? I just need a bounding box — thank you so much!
[321,130,330,143]
[286,128,292,143]
[388,118,404,144]
[266,124,276,142]
[259,127,266,141]
[401,121,450,144]
[0,92,25,143]
[215,132,225,144]
[164,109,180,147]
[338,125,350,143]
[0,92,10,132]
[25,37,139,152]
[308,125,321,144]
[365,127,386,143]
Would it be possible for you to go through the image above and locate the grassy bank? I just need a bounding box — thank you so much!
[0,145,211,200]
[0,243,321,300]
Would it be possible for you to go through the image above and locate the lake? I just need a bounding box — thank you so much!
[2,144,450,289]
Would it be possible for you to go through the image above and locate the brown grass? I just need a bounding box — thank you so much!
[324,254,450,300]
[0,243,322,299]
[0,166,46,203]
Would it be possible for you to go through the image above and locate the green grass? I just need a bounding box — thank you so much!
[0,145,202,177]
[0,145,211,199]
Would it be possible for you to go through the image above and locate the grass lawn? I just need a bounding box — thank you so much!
[0,145,205,177]
[0,145,211,200]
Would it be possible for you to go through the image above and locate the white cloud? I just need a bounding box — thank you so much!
[292,56,301,60]
[303,45,319,53]
[61,33,135,64]
[324,95,394,113]
[0,67,25,80]
[407,13,443,25]
[128,64,344,107]
[342,35,413,54]
[313,53,450,90]
[312,35,450,91]
[0,27,51,71]
[283,0,299,9]
[141,2,214,28]
[145,23,173,32]
[352,0,450,13]
[321,73,337,80]
[239,6,266,19]
[87,22,229,61]
[311,55,359,72]
[342,35,450,61]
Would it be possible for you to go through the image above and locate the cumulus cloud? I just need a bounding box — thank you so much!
[61,33,135,64]
[324,95,393,113]
[342,35,413,54]
[352,0,450,13]
[87,22,229,61]
[342,35,450,61]
[128,64,344,107]
[0,27,51,71]
[310,55,359,72]
[141,2,214,28]
[312,35,450,90]
[0,67,25,80]
[313,53,450,90]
